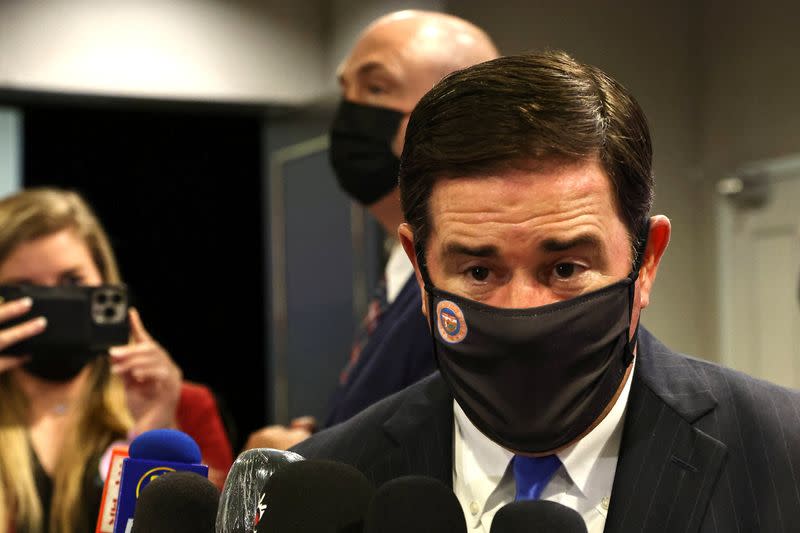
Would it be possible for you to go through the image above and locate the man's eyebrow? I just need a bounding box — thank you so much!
[337,61,395,88]
[540,234,604,252]
[355,61,398,81]
[443,242,499,258]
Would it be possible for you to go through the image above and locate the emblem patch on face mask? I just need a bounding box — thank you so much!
[436,300,467,344]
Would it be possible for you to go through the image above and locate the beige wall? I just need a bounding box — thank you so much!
[0,0,328,103]
[700,0,800,173]
[0,0,448,104]
[696,0,800,361]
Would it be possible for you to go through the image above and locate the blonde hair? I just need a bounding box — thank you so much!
[0,188,133,533]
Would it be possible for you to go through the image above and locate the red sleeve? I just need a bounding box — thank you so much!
[176,381,234,484]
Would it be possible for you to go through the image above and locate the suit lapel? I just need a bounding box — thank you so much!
[369,373,454,487]
[365,332,729,531]
[604,331,728,533]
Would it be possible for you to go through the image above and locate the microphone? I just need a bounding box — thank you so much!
[362,476,466,533]
[216,448,304,533]
[113,429,209,533]
[254,459,375,533]
[130,471,219,533]
[490,500,587,533]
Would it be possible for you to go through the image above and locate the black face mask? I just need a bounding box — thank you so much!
[23,348,99,382]
[329,100,404,206]
[417,225,648,454]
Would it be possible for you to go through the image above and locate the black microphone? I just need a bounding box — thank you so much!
[254,459,375,533]
[362,476,467,533]
[490,500,587,533]
[130,471,219,533]
[216,448,305,533]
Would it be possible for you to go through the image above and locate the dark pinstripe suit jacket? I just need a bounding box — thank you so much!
[293,329,800,532]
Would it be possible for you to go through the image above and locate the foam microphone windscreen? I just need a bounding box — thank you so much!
[216,448,304,533]
[254,459,375,533]
[129,428,201,462]
[362,476,467,533]
[490,500,587,533]
[113,429,208,533]
[130,472,219,533]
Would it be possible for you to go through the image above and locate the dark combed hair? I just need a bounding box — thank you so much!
[399,50,654,257]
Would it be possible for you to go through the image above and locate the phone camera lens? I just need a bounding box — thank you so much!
[104,307,116,319]
[111,293,122,304]
[96,293,108,304]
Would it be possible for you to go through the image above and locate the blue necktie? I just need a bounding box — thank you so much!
[512,454,562,501]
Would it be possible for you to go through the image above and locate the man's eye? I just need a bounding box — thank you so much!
[554,263,576,279]
[367,84,386,95]
[469,267,490,281]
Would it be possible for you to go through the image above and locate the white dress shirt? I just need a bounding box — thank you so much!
[453,362,635,532]
[384,241,414,305]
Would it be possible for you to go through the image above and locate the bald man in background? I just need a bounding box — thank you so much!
[244,10,498,450]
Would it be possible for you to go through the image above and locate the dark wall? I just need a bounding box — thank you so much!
[22,102,266,450]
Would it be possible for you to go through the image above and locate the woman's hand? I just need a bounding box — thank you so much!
[110,308,182,435]
[0,297,46,373]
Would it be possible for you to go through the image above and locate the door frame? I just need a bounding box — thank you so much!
[716,153,800,371]
[267,134,372,424]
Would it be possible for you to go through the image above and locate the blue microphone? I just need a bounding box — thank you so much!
[113,429,208,533]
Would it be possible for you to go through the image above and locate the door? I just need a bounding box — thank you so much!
[718,155,800,389]
[267,126,385,425]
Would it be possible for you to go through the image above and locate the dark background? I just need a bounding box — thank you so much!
[21,102,266,450]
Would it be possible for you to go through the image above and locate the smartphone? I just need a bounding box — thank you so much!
[0,284,130,355]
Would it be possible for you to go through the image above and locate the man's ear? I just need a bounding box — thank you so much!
[637,215,671,309]
[398,223,429,318]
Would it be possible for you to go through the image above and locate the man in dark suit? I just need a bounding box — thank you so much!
[323,10,498,426]
[294,51,800,531]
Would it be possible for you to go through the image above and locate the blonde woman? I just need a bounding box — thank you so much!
[0,188,182,533]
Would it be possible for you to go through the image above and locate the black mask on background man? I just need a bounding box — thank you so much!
[329,100,404,206]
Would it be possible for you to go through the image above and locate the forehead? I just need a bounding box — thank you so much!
[340,20,446,86]
[340,26,408,77]
[0,229,92,277]
[428,160,622,236]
